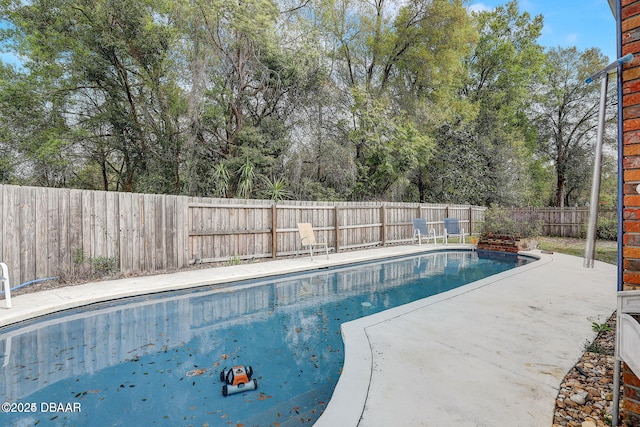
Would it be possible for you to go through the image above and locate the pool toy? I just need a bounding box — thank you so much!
[220,365,258,396]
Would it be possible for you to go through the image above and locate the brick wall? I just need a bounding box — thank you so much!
[623,1,640,425]
[476,234,525,253]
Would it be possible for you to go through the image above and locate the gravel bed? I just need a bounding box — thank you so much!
[553,312,620,427]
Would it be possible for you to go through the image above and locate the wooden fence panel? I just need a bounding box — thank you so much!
[3,186,19,284]
[178,196,189,268]
[419,205,447,237]
[58,189,71,271]
[506,207,614,238]
[164,195,176,270]
[19,187,36,285]
[188,202,274,263]
[385,204,416,244]
[34,187,48,280]
[118,192,132,273]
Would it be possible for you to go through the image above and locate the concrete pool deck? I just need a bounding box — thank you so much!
[0,245,617,426]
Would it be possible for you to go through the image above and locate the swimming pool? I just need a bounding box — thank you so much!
[0,250,532,426]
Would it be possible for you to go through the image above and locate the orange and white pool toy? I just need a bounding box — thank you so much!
[220,365,258,396]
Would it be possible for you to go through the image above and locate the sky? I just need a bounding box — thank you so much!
[468,0,618,62]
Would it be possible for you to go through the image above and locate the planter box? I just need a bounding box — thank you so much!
[477,233,537,253]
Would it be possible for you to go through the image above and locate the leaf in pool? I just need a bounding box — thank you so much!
[87,390,100,394]
[189,406,197,410]
[220,414,228,419]
[236,424,244,427]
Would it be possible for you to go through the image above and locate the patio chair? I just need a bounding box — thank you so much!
[297,223,329,261]
[443,217,467,244]
[412,218,437,245]
[0,262,11,309]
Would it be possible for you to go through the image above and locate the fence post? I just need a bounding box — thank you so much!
[272,204,277,259]
[381,204,387,246]
[334,206,340,253]
[469,206,473,235]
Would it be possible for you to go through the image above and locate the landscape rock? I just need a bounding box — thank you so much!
[553,312,619,426]
[570,391,589,405]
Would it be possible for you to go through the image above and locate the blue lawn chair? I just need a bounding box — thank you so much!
[412,218,436,245]
[444,218,468,244]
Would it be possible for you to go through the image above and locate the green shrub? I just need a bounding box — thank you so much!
[480,206,543,238]
[579,215,618,241]
[91,256,119,276]
[596,216,617,241]
[57,248,119,284]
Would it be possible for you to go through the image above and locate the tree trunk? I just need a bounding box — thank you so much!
[556,173,565,208]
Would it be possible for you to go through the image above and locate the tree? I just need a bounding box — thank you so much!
[0,60,75,187]
[450,0,545,206]
[173,0,322,197]
[532,46,610,207]
[314,0,475,200]
[1,0,181,192]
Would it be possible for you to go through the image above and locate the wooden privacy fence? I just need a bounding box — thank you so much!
[0,184,486,285]
[507,207,616,237]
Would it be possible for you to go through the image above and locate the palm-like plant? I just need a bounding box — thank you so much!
[211,162,231,197]
[237,158,256,199]
[260,176,293,202]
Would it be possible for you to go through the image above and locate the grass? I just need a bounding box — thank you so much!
[536,236,618,265]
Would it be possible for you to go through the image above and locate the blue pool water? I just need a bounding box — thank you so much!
[0,250,532,427]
